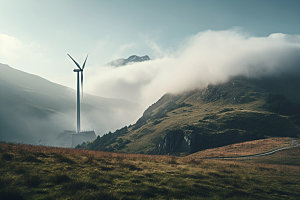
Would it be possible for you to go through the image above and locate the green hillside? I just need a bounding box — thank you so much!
[80,74,300,155]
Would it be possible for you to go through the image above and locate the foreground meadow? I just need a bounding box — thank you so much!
[0,141,299,200]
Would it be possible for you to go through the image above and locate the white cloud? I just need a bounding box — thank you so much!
[86,30,300,116]
[112,43,137,59]
[0,33,58,81]
[2,30,300,127]
[145,39,168,58]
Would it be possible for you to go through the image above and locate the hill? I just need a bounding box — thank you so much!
[185,137,297,159]
[80,74,300,155]
[0,139,299,200]
[0,63,135,146]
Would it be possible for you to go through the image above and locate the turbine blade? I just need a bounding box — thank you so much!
[81,71,83,98]
[82,54,88,69]
[67,54,82,70]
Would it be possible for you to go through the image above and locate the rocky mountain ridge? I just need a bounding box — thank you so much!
[107,55,150,67]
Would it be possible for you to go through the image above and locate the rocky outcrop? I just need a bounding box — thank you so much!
[108,55,150,67]
[154,111,300,155]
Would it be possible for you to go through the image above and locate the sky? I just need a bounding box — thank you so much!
[1,0,300,90]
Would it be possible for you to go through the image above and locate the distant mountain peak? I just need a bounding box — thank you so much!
[108,55,150,67]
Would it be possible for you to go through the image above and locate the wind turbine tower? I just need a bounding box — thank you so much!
[57,54,95,148]
[67,54,88,133]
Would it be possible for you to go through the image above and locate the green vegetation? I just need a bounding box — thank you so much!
[79,75,300,155]
[1,142,299,200]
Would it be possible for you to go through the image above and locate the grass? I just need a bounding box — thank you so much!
[0,140,300,200]
[186,137,293,158]
[85,77,300,155]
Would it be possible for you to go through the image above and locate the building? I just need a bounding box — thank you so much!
[56,130,96,148]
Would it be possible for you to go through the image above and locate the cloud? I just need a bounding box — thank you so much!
[145,39,168,58]
[86,30,300,114]
[2,30,300,135]
[0,34,42,72]
[112,43,137,59]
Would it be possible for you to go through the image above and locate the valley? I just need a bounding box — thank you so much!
[2,1,300,200]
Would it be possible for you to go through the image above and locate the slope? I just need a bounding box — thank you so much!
[1,140,300,200]
[81,74,300,155]
[0,63,135,145]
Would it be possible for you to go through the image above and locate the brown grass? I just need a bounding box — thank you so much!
[0,138,299,200]
[186,137,292,159]
[0,142,171,162]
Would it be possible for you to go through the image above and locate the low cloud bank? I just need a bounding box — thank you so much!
[87,30,300,116]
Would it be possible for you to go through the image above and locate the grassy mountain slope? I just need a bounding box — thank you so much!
[81,74,300,155]
[1,140,300,200]
[0,63,135,145]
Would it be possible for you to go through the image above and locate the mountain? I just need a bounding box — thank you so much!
[79,73,300,155]
[107,55,150,67]
[0,63,135,146]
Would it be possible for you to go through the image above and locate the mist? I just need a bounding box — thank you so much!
[2,30,300,146]
[0,62,138,146]
[87,30,300,115]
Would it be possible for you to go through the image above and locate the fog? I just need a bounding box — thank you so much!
[2,30,300,146]
[0,62,137,146]
[87,30,300,113]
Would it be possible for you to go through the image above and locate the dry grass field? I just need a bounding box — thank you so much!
[0,137,299,200]
[186,137,293,159]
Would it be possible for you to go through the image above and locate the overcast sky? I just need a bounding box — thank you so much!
[1,0,300,89]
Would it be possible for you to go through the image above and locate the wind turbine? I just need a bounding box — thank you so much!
[68,54,88,133]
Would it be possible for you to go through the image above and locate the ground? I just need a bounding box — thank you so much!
[0,137,299,200]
